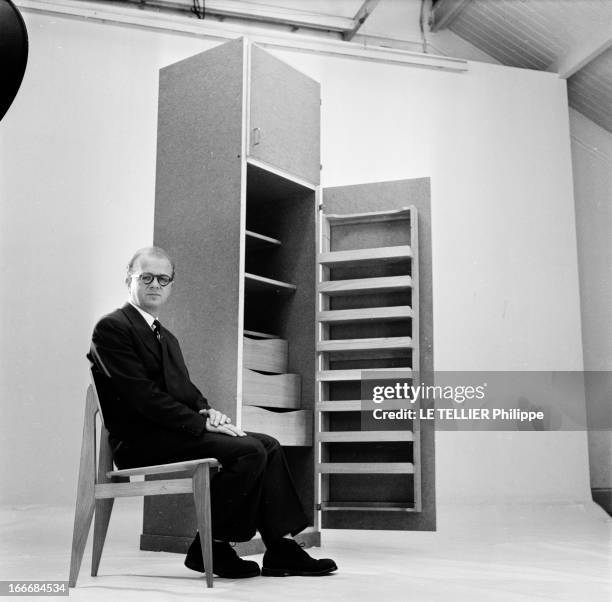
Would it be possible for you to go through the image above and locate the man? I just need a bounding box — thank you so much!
[88,246,337,579]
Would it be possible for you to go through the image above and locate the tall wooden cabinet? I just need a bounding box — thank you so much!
[147,37,320,552]
[143,38,434,554]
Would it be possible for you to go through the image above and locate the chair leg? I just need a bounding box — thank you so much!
[69,391,97,588]
[91,498,114,576]
[92,426,115,578]
[192,465,214,588]
[68,472,95,587]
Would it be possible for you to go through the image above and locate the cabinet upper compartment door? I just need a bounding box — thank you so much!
[249,44,320,185]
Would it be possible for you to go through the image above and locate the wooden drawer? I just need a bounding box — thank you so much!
[242,406,312,446]
[242,369,301,408]
[243,336,288,373]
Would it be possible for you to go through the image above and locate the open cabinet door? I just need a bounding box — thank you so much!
[316,178,436,531]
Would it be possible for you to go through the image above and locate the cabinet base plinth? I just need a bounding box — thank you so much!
[140,529,321,556]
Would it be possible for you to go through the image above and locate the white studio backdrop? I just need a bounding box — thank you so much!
[0,10,592,514]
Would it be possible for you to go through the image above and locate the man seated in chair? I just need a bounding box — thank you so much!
[88,246,337,579]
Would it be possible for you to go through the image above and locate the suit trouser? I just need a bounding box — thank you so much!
[114,430,309,545]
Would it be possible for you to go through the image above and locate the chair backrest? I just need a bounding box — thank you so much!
[88,367,108,427]
[83,375,114,484]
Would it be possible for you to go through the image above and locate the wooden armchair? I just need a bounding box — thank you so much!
[68,378,219,588]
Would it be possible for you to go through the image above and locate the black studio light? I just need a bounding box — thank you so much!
[0,0,28,122]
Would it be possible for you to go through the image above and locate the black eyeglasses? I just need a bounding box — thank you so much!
[132,273,174,287]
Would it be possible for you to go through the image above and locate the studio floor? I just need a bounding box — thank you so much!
[1,501,609,602]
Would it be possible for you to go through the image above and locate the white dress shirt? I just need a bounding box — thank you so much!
[129,301,157,331]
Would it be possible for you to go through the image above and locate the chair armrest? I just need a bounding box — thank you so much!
[107,458,220,479]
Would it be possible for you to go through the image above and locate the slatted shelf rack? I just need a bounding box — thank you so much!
[315,206,422,516]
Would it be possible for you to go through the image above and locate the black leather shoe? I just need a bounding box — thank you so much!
[262,538,337,577]
[184,534,260,578]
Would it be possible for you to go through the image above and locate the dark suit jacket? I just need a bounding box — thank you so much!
[88,303,209,449]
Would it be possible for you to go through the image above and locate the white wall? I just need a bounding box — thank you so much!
[0,16,217,504]
[0,12,591,509]
[569,108,612,491]
[278,51,589,505]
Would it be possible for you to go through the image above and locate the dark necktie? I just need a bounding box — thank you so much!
[150,321,188,400]
[153,319,170,388]
[152,319,162,342]
[154,321,184,397]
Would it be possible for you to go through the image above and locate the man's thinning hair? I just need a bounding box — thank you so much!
[126,246,175,281]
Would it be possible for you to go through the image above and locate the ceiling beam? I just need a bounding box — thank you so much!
[343,0,381,42]
[546,24,612,79]
[17,0,469,72]
[204,0,352,32]
[430,0,471,33]
[128,0,355,32]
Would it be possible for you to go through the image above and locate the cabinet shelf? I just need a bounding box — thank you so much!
[317,336,412,360]
[244,329,279,339]
[320,501,418,512]
[317,431,414,442]
[316,400,362,412]
[317,462,414,474]
[245,272,296,294]
[325,207,411,225]
[317,336,413,353]
[317,367,413,381]
[247,156,317,191]
[246,229,282,250]
[318,275,412,295]
[317,306,412,323]
[316,399,412,412]
[319,245,412,267]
